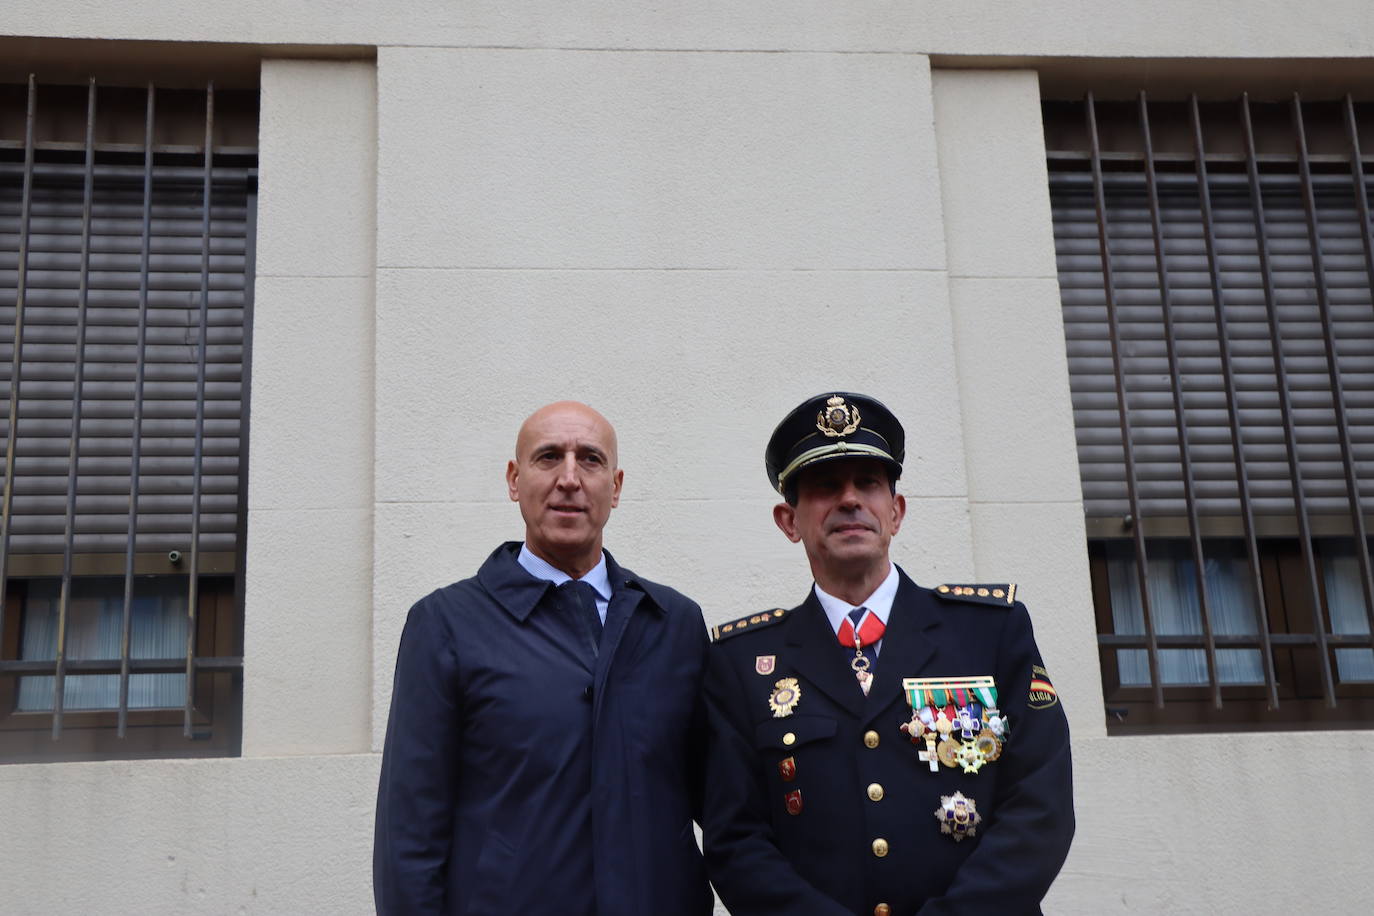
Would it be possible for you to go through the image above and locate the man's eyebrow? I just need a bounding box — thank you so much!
[528,440,606,456]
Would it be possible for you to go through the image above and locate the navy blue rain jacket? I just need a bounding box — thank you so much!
[374,542,712,916]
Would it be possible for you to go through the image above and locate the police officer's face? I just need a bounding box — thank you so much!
[774,458,905,579]
[506,402,624,574]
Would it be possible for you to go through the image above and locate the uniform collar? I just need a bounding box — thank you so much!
[516,543,612,603]
[812,562,899,637]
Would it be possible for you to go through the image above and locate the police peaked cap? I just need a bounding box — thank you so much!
[765,392,905,494]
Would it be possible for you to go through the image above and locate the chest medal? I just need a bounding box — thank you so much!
[768,677,801,718]
[900,676,1007,774]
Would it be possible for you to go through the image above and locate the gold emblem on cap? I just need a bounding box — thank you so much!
[769,677,802,718]
[816,395,861,437]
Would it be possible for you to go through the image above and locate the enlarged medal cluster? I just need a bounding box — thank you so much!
[899,676,1008,775]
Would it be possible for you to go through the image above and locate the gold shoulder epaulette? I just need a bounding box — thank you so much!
[711,608,789,642]
[933,583,1017,607]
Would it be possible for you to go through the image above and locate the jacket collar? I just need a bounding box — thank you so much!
[478,542,664,622]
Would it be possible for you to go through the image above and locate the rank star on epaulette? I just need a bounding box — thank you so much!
[933,582,1016,607]
[711,607,789,642]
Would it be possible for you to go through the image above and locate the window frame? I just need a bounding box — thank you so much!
[0,75,255,763]
[1048,90,1374,732]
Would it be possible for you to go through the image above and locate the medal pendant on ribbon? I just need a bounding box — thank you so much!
[851,637,873,696]
[922,733,940,772]
[900,711,941,773]
[937,737,961,769]
[954,739,988,774]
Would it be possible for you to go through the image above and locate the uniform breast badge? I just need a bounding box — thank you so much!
[902,676,1008,775]
[768,677,802,718]
[934,792,981,841]
[756,655,776,676]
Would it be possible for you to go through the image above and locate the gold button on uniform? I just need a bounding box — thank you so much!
[863,730,880,748]
[782,732,796,746]
[871,838,889,858]
[874,906,892,916]
[866,783,884,802]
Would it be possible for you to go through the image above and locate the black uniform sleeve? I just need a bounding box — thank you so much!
[917,603,1075,915]
[373,596,464,915]
[702,646,853,916]
[687,607,711,828]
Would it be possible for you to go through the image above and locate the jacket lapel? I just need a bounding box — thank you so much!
[592,586,644,721]
[785,592,866,720]
[592,552,664,722]
[861,571,941,727]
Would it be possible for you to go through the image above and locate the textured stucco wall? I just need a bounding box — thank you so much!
[2,8,1374,916]
[6,1,1374,55]
[368,46,968,751]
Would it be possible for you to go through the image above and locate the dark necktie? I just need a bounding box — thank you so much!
[559,579,603,660]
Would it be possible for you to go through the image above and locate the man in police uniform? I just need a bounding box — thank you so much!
[702,392,1074,915]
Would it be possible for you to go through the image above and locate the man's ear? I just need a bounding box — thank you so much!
[505,460,520,502]
[773,502,802,543]
[890,492,906,535]
[610,468,624,508]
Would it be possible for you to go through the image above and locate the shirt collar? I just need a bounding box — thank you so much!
[517,543,612,602]
[813,563,899,636]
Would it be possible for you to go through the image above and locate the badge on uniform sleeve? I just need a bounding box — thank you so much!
[756,655,776,675]
[785,789,803,816]
[935,792,981,841]
[768,677,801,718]
[1028,665,1059,709]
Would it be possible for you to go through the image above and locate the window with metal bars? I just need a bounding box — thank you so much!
[0,77,256,762]
[1046,92,1374,733]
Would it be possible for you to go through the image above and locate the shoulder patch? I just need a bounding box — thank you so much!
[933,583,1017,608]
[711,608,789,642]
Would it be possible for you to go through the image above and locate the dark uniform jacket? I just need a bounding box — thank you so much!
[374,542,713,916]
[703,568,1074,915]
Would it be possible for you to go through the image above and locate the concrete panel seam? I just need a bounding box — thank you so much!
[374,266,951,273]
[256,272,375,280]
[375,44,933,55]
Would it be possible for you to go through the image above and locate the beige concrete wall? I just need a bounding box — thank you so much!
[368,46,969,748]
[243,60,377,757]
[6,1,1374,56]
[0,754,380,915]
[932,69,1105,739]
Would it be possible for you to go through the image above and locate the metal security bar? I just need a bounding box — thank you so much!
[1049,92,1374,721]
[0,76,253,751]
